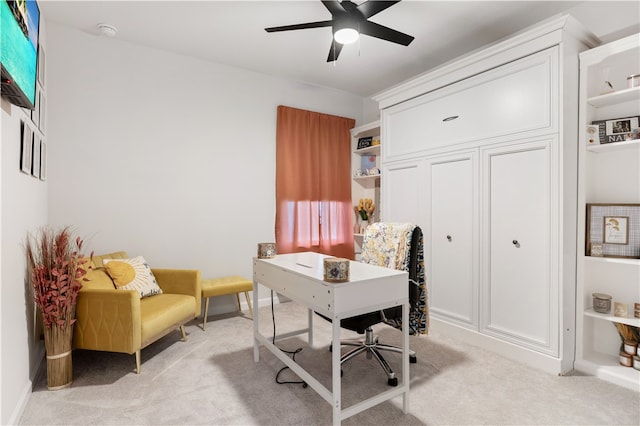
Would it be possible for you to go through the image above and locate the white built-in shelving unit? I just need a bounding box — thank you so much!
[575,33,640,392]
[351,121,380,258]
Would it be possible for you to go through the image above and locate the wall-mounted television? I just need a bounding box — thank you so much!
[1,0,40,110]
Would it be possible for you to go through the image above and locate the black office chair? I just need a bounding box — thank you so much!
[329,222,427,386]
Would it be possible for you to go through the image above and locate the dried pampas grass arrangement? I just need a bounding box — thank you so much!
[26,226,92,390]
[614,322,639,344]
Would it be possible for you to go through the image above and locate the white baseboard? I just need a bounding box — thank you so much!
[202,294,281,318]
[431,318,565,375]
[7,346,46,425]
[240,294,283,312]
[7,377,34,425]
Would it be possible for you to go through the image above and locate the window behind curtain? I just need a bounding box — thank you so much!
[275,105,355,259]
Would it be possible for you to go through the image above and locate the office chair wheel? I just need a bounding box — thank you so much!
[388,377,398,387]
[410,354,417,364]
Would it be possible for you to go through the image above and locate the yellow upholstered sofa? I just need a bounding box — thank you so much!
[73,251,201,373]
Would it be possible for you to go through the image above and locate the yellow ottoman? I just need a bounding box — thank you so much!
[201,276,253,330]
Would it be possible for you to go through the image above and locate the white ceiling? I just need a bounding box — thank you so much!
[39,1,617,97]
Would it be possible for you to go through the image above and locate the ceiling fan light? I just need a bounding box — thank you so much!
[334,28,359,44]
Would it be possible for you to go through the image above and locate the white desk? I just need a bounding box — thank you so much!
[253,252,409,425]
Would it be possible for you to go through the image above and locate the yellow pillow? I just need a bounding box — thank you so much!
[92,251,129,268]
[103,256,163,298]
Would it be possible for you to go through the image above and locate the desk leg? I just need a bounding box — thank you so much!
[253,280,259,363]
[307,309,314,347]
[402,301,410,413]
[332,318,341,426]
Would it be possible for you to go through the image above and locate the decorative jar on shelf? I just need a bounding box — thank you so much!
[592,293,612,314]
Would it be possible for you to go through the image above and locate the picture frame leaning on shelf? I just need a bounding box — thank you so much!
[586,203,640,258]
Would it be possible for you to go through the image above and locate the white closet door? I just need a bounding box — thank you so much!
[482,140,554,352]
[428,152,477,327]
[382,160,423,224]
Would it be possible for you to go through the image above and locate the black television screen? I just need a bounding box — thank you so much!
[1,0,40,109]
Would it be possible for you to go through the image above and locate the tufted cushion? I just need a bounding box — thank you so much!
[104,256,163,299]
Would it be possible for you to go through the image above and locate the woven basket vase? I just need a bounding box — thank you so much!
[43,324,74,390]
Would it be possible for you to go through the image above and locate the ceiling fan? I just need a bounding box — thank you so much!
[264,0,414,62]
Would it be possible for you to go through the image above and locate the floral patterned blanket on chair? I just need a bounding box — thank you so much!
[361,222,428,335]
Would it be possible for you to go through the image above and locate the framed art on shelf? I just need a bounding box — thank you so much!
[586,203,640,258]
[357,136,373,150]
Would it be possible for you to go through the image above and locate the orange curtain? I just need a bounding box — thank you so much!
[275,105,355,259]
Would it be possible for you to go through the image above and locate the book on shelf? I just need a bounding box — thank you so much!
[592,116,639,144]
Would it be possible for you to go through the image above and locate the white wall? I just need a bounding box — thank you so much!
[46,22,365,282]
[567,1,640,43]
[1,18,366,425]
[0,19,49,423]
[45,23,365,307]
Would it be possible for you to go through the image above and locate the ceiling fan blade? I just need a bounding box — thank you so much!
[326,41,344,62]
[359,20,414,46]
[356,1,401,19]
[321,0,346,16]
[265,20,332,33]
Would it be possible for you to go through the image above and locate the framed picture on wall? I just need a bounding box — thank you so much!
[39,140,47,181]
[32,134,40,178]
[586,203,640,258]
[20,121,33,174]
[31,85,40,127]
[37,46,45,88]
[38,89,46,133]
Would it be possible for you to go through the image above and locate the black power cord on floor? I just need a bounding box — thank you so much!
[271,290,307,388]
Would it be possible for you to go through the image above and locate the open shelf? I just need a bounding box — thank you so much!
[586,139,640,153]
[576,33,640,391]
[575,353,640,392]
[352,120,381,259]
[584,255,640,266]
[587,86,640,107]
[354,145,380,156]
[353,174,380,183]
[584,308,640,327]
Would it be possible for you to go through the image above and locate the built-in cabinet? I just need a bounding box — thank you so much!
[427,151,477,329]
[374,15,599,375]
[481,139,556,355]
[351,121,380,258]
[575,33,640,391]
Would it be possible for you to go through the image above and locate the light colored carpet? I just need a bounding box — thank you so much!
[19,301,639,425]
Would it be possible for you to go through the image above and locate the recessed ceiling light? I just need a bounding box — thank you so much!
[97,23,117,37]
